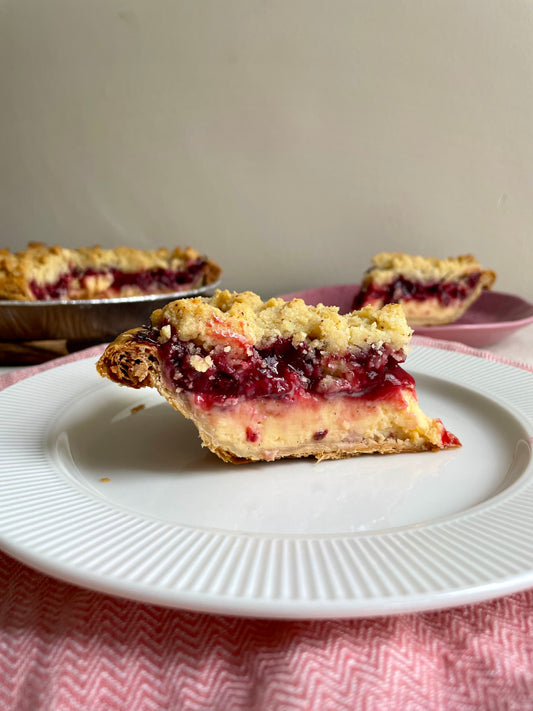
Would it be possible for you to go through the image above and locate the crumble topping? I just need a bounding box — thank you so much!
[3,242,204,285]
[149,289,413,354]
[158,325,172,343]
[189,354,214,372]
[365,252,489,285]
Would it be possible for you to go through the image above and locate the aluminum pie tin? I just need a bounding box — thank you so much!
[0,281,221,341]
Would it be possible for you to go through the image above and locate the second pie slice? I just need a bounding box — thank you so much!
[353,252,496,327]
[97,290,460,463]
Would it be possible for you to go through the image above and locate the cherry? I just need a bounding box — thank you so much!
[140,328,415,407]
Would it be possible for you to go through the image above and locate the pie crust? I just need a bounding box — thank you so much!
[0,242,221,301]
[353,252,496,326]
[97,290,460,464]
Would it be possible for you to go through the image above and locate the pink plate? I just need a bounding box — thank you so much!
[279,285,533,348]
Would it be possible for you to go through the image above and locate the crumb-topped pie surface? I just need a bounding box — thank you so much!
[0,242,221,301]
[353,252,496,327]
[97,289,460,464]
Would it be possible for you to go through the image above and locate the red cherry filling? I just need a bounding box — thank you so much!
[29,258,207,300]
[137,327,415,407]
[313,429,328,440]
[30,273,73,300]
[246,427,260,442]
[353,272,482,309]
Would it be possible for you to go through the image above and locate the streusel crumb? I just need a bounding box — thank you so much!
[150,289,412,353]
[367,252,487,285]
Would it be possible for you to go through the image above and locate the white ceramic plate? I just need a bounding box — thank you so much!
[1,348,533,618]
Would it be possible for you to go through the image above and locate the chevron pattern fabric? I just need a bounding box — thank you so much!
[1,549,533,711]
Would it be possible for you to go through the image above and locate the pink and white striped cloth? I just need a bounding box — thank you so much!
[2,552,533,711]
[2,322,533,709]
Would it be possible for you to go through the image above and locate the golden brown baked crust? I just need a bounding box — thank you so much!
[0,242,221,301]
[97,290,460,464]
[356,252,496,327]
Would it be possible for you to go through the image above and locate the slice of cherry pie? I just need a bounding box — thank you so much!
[0,242,221,301]
[97,289,460,464]
[353,252,495,327]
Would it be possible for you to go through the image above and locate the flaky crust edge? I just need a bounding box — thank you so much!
[96,329,160,390]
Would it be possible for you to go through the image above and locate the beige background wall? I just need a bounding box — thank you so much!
[1,0,533,299]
